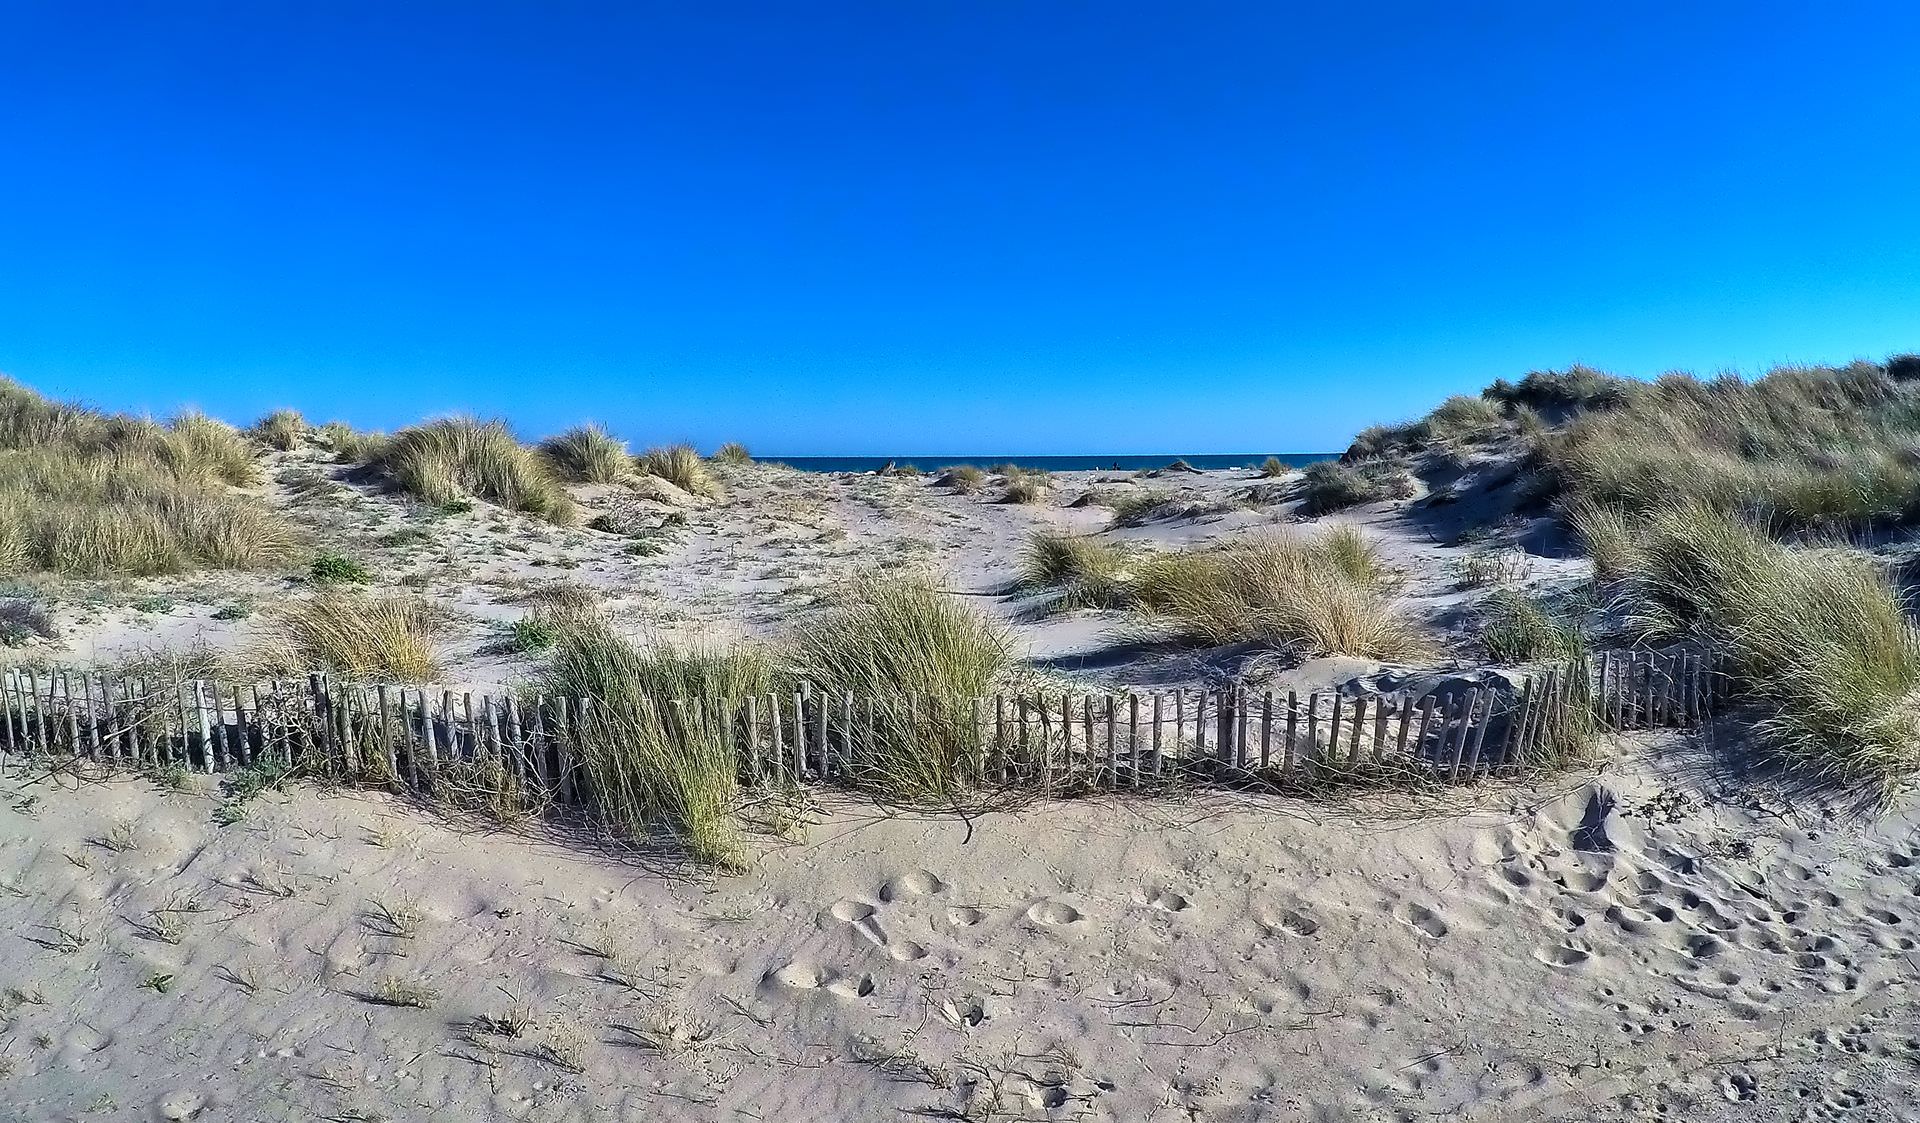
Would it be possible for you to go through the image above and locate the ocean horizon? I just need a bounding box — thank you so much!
[762,452,1338,474]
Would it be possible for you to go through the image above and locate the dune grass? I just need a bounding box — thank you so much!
[1296,459,1414,514]
[786,574,1012,802]
[370,417,577,523]
[1617,502,1920,795]
[251,409,308,451]
[1130,530,1431,661]
[540,616,770,866]
[1258,456,1288,478]
[1000,470,1048,505]
[936,465,986,493]
[540,424,629,484]
[0,433,297,577]
[318,420,391,464]
[639,444,724,500]
[1479,590,1584,663]
[713,442,752,465]
[1018,531,1133,609]
[262,592,448,681]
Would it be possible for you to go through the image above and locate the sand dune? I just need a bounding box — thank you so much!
[0,730,1912,1121]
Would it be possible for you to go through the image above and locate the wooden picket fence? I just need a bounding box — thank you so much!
[0,649,1717,804]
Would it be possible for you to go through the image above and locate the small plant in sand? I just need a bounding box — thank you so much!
[250,408,308,451]
[638,443,725,500]
[367,975,440,1008]
[712,442,752,465]
[364,897,426,939]
[1448,550,1531,589]
[261,592,448,681]
[1130,529,1432,661]
[369,416,577,524]
[0,597,57,647]
[509,614,562,652]
[539,423,630,484]
[308,551,371,584]
[1257,455,1288,478]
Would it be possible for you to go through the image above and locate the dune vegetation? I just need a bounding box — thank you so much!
[638,443,724,499]
[0,379,296,576]
[368,416,577,523]
[539,423,629,484]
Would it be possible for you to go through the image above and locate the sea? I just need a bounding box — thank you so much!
[763,453,1338,474]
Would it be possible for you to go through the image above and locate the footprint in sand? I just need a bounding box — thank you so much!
[1397,903,1449,939]
[770,962,834,990]
[1277,909,1320,937]
[827,972,876,999]
[829,900,876,923]
[887,940,928,962]
[1534,942,1590,967]
[881,870,946,902]
[153,1090,210,1121]
[1027,900,1083,927]
[946,905,985,928]
[1148,890,1189,913]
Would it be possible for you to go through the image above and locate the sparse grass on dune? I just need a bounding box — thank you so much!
[318,420,391,464]
[1000,471,1047,505]
[1258,456,1288,478]
[712,442,752,465]
[260,592,449,682]
[1479,589,1584,663]
[251,409,307,451]
[540,616,769,866]
[540,424,629,484]
[1296,459,1414,515]
[371,417,577,524]
[638,444,724,500]
[1619,501,1920,795]
[1018,531,1133,609]
[1130,530,1431,661]
[786,574,1013,803]
[936,465,986,493]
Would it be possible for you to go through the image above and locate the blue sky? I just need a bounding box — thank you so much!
[5,3,1920,454]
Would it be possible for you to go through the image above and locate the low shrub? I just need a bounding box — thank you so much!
[309,552,371,584]
[0,598,56,647]
[539,424,629,484]
[509,614,562,652]
[370,417,577,524]
[638,444,724,500]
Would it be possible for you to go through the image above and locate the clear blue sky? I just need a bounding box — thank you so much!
[5,3,1920,454]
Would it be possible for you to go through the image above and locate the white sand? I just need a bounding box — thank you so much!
[0,737,1912,1121]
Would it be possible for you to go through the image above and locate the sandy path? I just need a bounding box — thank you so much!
[0,734,1911,1121]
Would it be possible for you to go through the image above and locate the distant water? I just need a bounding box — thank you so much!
[767,453,1338,474]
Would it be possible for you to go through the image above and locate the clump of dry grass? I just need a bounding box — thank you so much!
[540,616,770,867]
[638,444,724,500]
[259,592,448,681]
[169,411,260,486]
[713,442,752,465]
[1296,459,1414,514]
[1130,530,1431,661]
[1018,531,1134,609]
[936,465,986,493]
[370,417,577,524]
[540,424,629,483]
[785,574,1012,802]
[250,409,307,451]
[1257,456,1288,478]
[0,381,294,576]
[998,467,1049,505]
[317,420,390,464]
